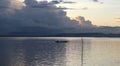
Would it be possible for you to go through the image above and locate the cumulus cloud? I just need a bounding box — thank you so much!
[73,16,93,27]
[0,0,80,35]
[24,0,38,6]
[0,0,25,9]
[0,0,119,35]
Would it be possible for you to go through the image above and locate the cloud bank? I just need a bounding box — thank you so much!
[0,0,80,35]
[0,0,119,35]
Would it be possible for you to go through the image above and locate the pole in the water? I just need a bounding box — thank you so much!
[81,38,84,66]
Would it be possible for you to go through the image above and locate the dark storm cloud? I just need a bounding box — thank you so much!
[0,0,119,35]
[0,0,80,35]
[24,0,38,6]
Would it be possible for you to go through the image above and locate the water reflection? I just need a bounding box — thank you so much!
[84,38,120,66]
[0,37,120,66]
[65,39,84,66]
[0,38,66,66]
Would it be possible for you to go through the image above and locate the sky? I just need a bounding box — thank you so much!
[19,0,120,26]
[58,0,120,26]
[0,0,120,35]
[20,0,120,26]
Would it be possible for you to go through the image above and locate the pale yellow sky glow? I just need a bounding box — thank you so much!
[55,0,120,26]
[63,1,120,26]
[20,0,120,26]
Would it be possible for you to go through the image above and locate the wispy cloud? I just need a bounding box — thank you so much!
[93,0,99,2]
[62,1,76,4]
[81,7,88,10]
[49,0,76,4]
[92,0,103,4]
[116,18,120,19]
[115,18,120,23]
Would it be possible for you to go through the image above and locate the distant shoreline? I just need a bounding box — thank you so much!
[0,33,120,37]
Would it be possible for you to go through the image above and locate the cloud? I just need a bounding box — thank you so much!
[81,7,88,10]
[73,16,93,27]
[115,18,120,22]
[62,1,76,4]
[0,0,25,9]
[116,21,120,23]
[93,0,99,2]
[116,18,120,19]
[92,0,104,4]
[24,0,38,6]
[0,0,119,35]
[0,0,80,35]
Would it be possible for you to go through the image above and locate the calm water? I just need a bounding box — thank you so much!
[0,37,120,66]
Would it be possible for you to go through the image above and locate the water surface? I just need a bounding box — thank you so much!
[0,37,120,66]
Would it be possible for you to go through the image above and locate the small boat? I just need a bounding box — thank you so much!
[55,40,68,43]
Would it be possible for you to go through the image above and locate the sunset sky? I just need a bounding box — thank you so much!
[59,0,120,26]
[19,0,120,26]
[0,0,120,35]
